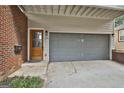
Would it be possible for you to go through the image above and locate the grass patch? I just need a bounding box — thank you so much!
[0,76,44,88]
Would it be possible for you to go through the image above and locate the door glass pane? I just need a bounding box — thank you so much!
[33,32,42,48]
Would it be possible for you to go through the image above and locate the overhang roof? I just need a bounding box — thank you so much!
[21,5,124,19]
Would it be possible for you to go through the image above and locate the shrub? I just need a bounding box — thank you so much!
[0,76,44,88]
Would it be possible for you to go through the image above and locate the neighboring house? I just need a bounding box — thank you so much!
[112,23,124,63]
[1,5,124,80]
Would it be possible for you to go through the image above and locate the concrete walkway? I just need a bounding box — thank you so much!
[9,61,48,79]
[46,60,124,88]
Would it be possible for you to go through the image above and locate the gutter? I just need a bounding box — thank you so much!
[17,5,27,16]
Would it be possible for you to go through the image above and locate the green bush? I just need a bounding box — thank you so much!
[0,76,44,88]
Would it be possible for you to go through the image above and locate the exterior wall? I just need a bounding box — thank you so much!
[114,30,124,52]
[27,13,114,34]
[112,27,124,63]
[0,5,27,80]
[44,31,49,62]
[27,14,114,61]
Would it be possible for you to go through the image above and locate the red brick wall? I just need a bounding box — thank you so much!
[112,51,124,64]
[0,5,27,80]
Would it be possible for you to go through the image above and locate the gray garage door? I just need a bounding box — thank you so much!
[49,33,109,62]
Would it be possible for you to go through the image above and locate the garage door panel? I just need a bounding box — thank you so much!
[84,35,109,48]
[51,50,81,56]
[84,48,109,60]
[49,33,109,62]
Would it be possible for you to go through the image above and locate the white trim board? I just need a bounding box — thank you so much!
[109,34,113,60]
[49,31,113,34]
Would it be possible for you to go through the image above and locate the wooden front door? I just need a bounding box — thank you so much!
[30,30,43,60]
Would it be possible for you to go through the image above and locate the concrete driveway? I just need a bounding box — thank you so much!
[46,60,124,88]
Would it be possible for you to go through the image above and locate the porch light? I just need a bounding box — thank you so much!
[45,30,48,36]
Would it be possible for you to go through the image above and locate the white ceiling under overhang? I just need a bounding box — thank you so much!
[21,5,124,19]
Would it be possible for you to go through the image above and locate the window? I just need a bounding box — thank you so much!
[119,30,124,41]
[33,32,42,48]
